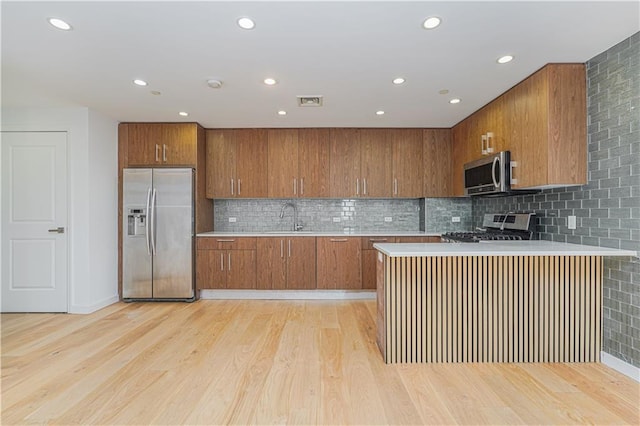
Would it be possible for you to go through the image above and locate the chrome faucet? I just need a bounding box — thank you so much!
[279,202,303,231]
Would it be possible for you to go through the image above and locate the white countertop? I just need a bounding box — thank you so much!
[197,231,441,238]
[374,241,638,257]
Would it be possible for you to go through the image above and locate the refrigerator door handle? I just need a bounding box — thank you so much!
[150,188,157,255]
[145,187,152,255]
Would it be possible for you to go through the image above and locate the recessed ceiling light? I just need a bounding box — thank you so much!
[497,55,514,64]
[178,112,189,117]
[449,98,461,104]
[422,16,441,30]
[237,17,255,30]
[376,110,385,115]
[278,110,287,116]
[133,79,148,86]
[264,78,277,86]
[392,77,406,85]
[48,17,72,31]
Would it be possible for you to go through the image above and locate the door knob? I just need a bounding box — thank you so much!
[48,227,65,234]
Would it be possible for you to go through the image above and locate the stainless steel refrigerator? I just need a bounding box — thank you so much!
[123,168,195,301]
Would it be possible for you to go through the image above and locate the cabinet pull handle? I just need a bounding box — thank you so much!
[481,134,488,155]
[280,240,284,258]
[394,178,398,195]
[216,239,236,243]
[300,178,304,195]
[510,160,518,185]
[486,132,494,153]
[155,144,160,162]
[363,178,367,196]
[293,178,297,196]
[288,240,291,257]
[220,253,224,271]
[228,253,231,271]
[162,144,167,162]
[330,238,348,242]
[238,179,241,195]
[231,179,234,196]
[369,238,388,242]
[356,178,360,196]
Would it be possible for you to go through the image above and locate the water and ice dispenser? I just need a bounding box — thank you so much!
[127,208,147,236]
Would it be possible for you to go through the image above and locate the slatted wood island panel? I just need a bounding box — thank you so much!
[374,242,637,364]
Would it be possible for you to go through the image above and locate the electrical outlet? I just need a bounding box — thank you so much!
[332,217,341,223]
[228,217,237,223]
[568,215,576,230]
[452,216,461,223]
[384,217,393,222]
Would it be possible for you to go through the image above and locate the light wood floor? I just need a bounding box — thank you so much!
[2,300,638,425]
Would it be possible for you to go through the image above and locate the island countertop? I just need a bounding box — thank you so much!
[373,240,637,257]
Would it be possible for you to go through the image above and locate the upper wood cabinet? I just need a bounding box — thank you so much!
[121,123,198,167]
[451,63,586,194]
[391,129,424,198]
[330,128,362,197]
[423,129,452,197]
[360,129,393,197]
[267,129,330,198]
[205,129,268,198]
[507,64,587,189]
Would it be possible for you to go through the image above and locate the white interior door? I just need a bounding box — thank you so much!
[1,131,68,312]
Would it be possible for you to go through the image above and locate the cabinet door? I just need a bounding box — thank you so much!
[450,119,470,197]
[226,250,257,289]
[236,129,268,198]
[391,129,423,198]
[268,129,299,198]
[196,249,227,289]
[360,236,396,290]
[256,238,286,290]
[329,129,361,197]
[162,124,197,166]
[126,124,163,166]
[423,129,452,197]
[360,129,392,197]
[509,70,548,188]
[286,237,316,289]
[316,237,361,289]
[483,96,506,155]
[298,129,330,198]
[205,130,236,198]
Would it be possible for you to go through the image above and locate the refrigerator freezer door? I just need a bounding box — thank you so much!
[152,168,194,298]
[123,169,153,298]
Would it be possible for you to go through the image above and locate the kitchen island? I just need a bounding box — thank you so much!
[374,241,637,364]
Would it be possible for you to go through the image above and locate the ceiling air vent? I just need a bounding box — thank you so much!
[297,96,323,107]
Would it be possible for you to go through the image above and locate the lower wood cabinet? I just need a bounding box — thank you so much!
[361,237,397,290]
[316,237,362,289]
[196,237,256,289]
[257,237,316,289]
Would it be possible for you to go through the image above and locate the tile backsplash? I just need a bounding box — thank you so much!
[213,197,473,234]
[214,198,422,233]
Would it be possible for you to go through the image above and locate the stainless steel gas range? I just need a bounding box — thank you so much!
[442,213,536,243]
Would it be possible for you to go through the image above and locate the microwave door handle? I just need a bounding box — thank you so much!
[492,157,500,188]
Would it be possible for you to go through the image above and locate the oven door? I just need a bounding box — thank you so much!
[464,151,510,196]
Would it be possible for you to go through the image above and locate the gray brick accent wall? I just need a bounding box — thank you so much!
[473,32,640,367]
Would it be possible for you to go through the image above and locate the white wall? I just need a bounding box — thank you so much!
[1,107,119,313]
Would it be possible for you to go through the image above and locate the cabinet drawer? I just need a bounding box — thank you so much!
[197,237,257,250]
[361,236,397,250]
[396,236,441,243]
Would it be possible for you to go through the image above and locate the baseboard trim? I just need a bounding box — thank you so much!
[69,295,119,314]
[601,351,640,382]
[199,289,376,300]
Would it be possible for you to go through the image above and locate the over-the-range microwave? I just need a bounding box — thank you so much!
[464,151,526,197]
